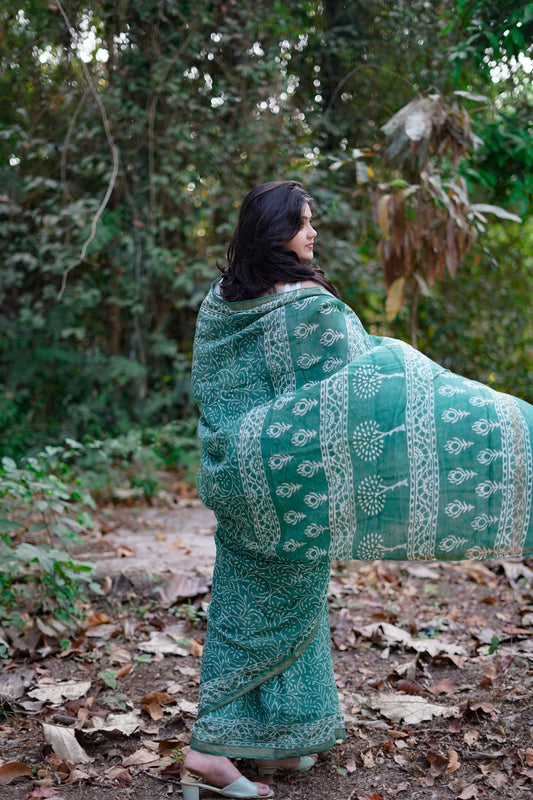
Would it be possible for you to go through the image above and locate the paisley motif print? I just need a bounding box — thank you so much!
[190,280,533,758]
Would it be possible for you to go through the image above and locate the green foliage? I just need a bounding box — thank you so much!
[98,670,118,690]
[46,423,201,501]
[414,219,533,404]
[0,0,531,455]
[0,0,326,455]
[440,0,533,214]
[0,448,101,630]
[443,0,533,78]
[103,692,128,711]
[175,601,207,626]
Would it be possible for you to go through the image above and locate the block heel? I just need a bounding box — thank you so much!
[181,782,200,800]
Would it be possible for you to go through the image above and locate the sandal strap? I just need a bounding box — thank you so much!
[181,772,274,799]
[222,776,273,797]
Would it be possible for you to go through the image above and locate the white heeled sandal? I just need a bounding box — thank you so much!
[255,755,316,776]
[181,772,274,800]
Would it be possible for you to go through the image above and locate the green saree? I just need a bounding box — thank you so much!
[190,282,533,759]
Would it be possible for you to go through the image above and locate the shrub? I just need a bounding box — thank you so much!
[0,446,101,634]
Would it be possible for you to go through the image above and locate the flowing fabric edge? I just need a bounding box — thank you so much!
[189,729,346,760]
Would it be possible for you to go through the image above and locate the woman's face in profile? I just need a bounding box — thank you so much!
[283,203,317,261]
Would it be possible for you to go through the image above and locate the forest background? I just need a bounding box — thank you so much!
[0,0,532,625]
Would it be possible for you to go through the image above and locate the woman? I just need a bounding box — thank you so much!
[182,181,533,800]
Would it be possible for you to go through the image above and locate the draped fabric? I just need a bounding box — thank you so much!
[189,282,533,758]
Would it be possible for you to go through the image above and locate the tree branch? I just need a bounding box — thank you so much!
[56,0,120,301]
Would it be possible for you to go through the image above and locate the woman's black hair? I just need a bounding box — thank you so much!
[218,180,339,301]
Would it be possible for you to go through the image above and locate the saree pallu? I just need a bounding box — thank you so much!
[190,282,533,758]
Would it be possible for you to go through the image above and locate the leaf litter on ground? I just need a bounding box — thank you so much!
[1,503,532,800]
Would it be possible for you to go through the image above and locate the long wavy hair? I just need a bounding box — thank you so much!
[218,180,339,301]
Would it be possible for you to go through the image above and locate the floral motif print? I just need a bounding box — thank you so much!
[190,280,533,760]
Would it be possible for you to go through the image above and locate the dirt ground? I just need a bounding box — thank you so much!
[1,498,532,800]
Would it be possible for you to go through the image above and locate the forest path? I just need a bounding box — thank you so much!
[78,499,217,582]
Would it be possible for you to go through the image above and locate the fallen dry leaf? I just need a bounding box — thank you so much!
[141,691,176,721]
[165,681,184,694]
[502,624,531,636]
[392,656,418,681]
[501,561,533,583]
[526,748,533,767]
[359,622,467,658]
[116,545,135,557]
[27,788,60,799]
[409,637,466,658]
[122,747,162,767]
[437,653,465,668]
[154,712,187,741]
[44,753,70,779]
[140,691,175,706]
[464,728,479,746]
[423,750,449,785]
[485,726,506,743]
[137,627,190,656]
[395,679,429,697]
[461,562,497,585]
[388,729,409,739]
[85,623,120,639]
[446,749,461,774]
[189,638,204,658]
[457,785,480,799]
[479,665,496,688]
[361,750,375,768]
[86,711,141,736]
[142,740,160,752]
[359,622,412,646]
[0,761,33,785]
[388,782,410,797]
[178,700,198,716]
[105,765,132,783]
[0,668,33,702]
[141,701,164,721]
[42,723,93,763]
[367,693,460,724]
[66,767,95,783]
[157,571,211,606]
[405,565,440,580]
[478,761,508,789]
[108,645,133,665]
[85,611,111,627]
[480,595,498,605]
[428,678,455,695]
[29,679,92,705]
[468,701,495,716]
[35,615,72,638]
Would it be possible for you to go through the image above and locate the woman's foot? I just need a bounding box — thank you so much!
[184,749,273,796]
